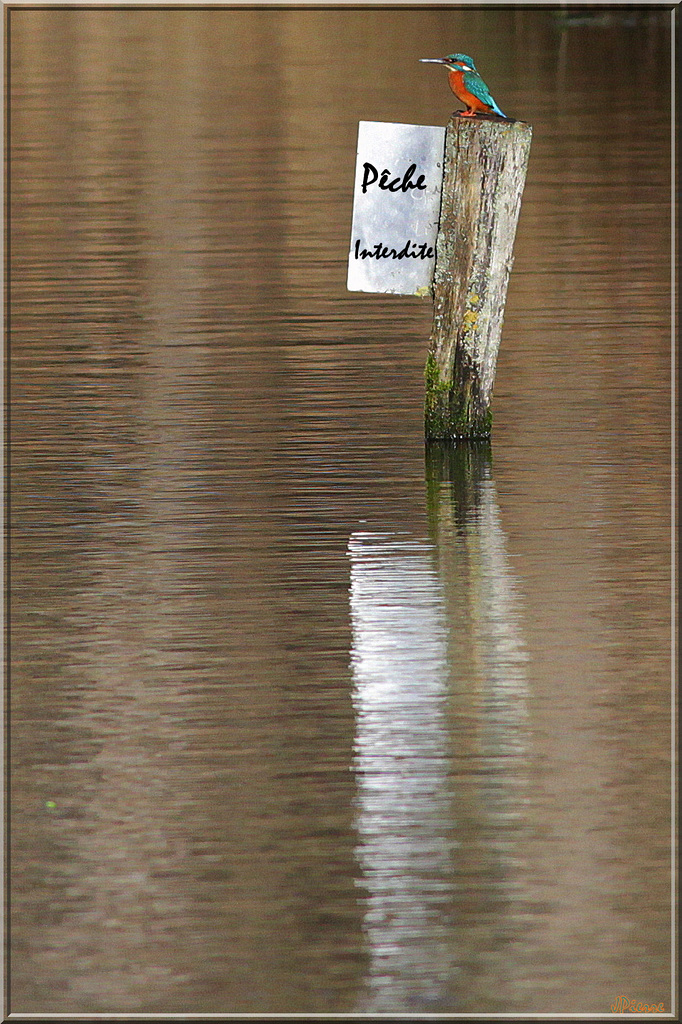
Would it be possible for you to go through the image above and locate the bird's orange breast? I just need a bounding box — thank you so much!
[447,68,490,113]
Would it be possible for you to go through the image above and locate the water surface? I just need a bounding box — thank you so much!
[8,7,673,1015]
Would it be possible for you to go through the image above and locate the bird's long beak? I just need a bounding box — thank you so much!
[419,58,449,64]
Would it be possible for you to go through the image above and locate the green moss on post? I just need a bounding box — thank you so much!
[424,352,451,438]
[424,351,493,440]
[425,115,532,440]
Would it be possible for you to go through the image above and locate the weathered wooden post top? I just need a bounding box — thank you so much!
[347,56,532,441]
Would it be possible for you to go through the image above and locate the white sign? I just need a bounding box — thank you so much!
[347,121,445,296]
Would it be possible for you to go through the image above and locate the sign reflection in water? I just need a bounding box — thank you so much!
[349,530,455,1009]
[348,447,530,1012]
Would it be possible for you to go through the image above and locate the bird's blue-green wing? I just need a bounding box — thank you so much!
[463,70,505,116]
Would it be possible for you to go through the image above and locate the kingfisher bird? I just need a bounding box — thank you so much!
[420,53,507,118]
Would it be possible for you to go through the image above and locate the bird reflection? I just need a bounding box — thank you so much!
[348,442,530,1013]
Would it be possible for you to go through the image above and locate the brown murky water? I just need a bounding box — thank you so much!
[7,6,674,1016]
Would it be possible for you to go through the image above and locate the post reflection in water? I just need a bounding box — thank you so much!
[426,443,531,831]
[348,444,531,1012]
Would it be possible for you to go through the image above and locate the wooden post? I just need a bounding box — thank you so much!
[425,116,532,440]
